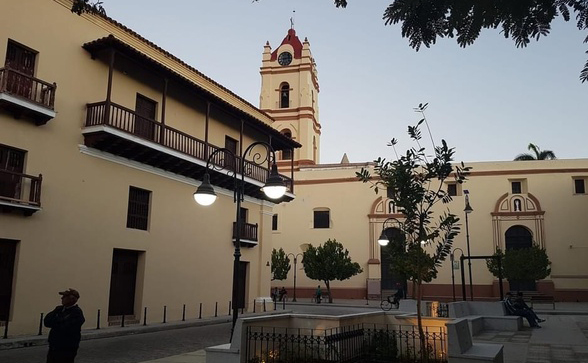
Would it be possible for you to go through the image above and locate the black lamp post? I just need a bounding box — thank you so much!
[286,253,303,302]
[464,190,474,301]
[194,141,286,340]
[450,247,464,302]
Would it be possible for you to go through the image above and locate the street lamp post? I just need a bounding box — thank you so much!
[464,190,474,301]
[194,141,286,340]
[450,248,464,302]
[286,253,303,302]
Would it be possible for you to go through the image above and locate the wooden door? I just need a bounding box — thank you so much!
[4,41,36,98]
[505,226,536,291]
[0,146,25,201]
[0,240,17,322]
[134,94,157,141]
[224,136,238,171]
[108,249,139,316]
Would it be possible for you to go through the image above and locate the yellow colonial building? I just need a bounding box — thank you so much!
[262,29,588,303]
[0,0,299,336]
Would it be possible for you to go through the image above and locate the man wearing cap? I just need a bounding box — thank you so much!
[44,288,85,363]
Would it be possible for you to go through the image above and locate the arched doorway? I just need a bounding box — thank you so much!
[505,225,535,291]
[380,227,407,296]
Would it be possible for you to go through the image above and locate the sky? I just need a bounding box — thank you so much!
[102,1,588,164]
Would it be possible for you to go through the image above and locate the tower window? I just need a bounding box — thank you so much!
[281,131,292,160]
[280,83,290,108]
[272,214,278,231]
[511,181,522,194]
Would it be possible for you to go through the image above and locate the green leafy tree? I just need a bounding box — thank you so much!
[302,239,363,303]
[271,248,291,281]
[356,103,469,356]
[329,1,588,83]
[514,143,557,160]
[486,245,552,284]
[71,0,106,15]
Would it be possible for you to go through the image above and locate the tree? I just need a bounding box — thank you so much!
[330,1,588,83]
[71,0,106,15]
[486,245,552,285]
[271,248,291,281]
[356,103,469,358]
[302,239,363,303]
[514,143,557,160]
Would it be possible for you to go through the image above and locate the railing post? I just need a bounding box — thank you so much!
[199,303,202,319]
[38,313,44,335]
[163,306,167,323]
[0,68,7,92]
[214,302,218,317]
[49,82,57,109]
[96,309,101,330]
[182,304,186,321]
[143,307,147,326]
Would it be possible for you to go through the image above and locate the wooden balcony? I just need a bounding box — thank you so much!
[83,101,293,202]
[0,169,42,216]
[0,67,57,125]
[233,222,258,247]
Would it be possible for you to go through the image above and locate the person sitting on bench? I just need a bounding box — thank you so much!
[515,291,545,323]
[504,292,541,328]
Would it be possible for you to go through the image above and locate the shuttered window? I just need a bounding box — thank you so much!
[126,187,151,230]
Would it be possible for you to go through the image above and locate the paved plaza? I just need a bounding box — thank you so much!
[1,300,587,363]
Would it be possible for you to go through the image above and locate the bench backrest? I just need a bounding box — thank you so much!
[448,301,470,318]
[446,318,473,355]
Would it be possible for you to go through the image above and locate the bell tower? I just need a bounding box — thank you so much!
[260,28,321,168]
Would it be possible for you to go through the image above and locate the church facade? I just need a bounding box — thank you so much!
[264,28,588,302]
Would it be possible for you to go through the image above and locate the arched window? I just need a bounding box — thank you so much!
[280,83,290,108]
[281,130,292,160]
[388,201,396,214]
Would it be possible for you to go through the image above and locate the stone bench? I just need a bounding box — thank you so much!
[447,318,504,363]
[449,301,522,333]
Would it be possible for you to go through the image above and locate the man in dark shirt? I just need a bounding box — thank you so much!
[44,288,85,363]
[504,292,541,328]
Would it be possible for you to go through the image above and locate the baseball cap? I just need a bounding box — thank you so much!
[58,288,80,299]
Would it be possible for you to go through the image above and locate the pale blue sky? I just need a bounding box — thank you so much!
[103,1,588,164]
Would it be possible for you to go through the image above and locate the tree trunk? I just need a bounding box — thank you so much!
[415,280,428,362]
[325,281,332,303]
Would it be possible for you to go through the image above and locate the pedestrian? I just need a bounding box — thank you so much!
[316,285,322,304]
[271,287,278,302]
[515,291,545,323]
[279,287,287,301]
[504,292,540,328]
[44,288,85,363]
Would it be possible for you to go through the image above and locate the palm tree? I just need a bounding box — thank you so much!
[514,143,556,161]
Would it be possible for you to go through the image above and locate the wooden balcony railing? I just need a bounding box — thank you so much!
[0,169,42,207]
[233,222,258,242]
[0,67,56,110]
[85,101,293,192]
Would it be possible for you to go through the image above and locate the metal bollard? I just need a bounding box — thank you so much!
[241,307,244,315]
[143,307,147,326]
[3,320,8,339]
[182,304,186,321]
[97,309,101,329]
[274,300,276,311]
[38,313,44,335]
[253,300,256,313]
[163,306,167,323]
[121,314,125,328]
[199,303,202,319]
[263,299,266,312]
[228,301,232,316]
[214,302,218,317]
[282,298,285,310]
